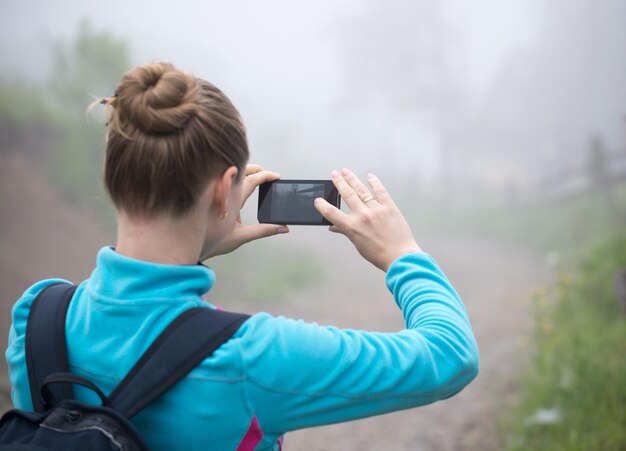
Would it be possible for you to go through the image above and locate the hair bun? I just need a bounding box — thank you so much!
[114,62,200,134]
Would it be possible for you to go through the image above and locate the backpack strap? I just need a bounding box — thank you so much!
[25,282,78,412]
[108,307,249,418]
[25,281,249,417]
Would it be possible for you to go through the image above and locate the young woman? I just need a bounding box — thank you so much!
[6,62,479,450]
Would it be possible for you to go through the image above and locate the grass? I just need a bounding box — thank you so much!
[501,231,626,450]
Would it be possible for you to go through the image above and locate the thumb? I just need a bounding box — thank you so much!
[237,223,289,245]
[328,225,342,234]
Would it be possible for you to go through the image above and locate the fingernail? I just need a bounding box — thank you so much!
[367,172,375,178]
[341,168,350,176]
[331,170,339,178]
[314,197,322,204]
[277,226,289,234]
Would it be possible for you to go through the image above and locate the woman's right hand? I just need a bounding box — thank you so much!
[202,164,288,260]
[314,169,422,272]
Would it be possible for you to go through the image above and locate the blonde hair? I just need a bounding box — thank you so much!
[101,62,248,217]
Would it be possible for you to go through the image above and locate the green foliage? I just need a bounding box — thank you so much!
[0,83,52,125]
[501,232,626,450]
[42,19,130,211]
[49,19,131,113]
[0,82,58,156]
[0,20,130,216]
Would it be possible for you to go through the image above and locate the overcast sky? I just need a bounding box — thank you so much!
[0,0,537,108]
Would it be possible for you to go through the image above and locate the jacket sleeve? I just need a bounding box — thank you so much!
[236,252,480,434]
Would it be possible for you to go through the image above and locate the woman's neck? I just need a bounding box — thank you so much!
[115,212,206,266]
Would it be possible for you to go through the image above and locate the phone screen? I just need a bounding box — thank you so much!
[257,180,340,225]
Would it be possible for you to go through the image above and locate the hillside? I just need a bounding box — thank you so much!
[0,152,113,402]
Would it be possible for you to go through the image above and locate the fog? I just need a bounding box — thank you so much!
[5,0,613,196]
[1,1,626,448]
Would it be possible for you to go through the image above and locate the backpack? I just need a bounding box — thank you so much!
[0,282,249,450]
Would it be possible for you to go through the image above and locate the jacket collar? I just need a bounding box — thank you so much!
[87,247,215,304]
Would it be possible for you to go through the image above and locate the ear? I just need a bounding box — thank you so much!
[211,166,239,214]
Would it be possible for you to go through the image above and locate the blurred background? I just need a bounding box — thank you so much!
[1,1,625,449]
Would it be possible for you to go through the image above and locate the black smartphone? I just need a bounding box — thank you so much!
[257,180,341,225]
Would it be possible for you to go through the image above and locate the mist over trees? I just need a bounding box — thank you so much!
[0,20,131,211]
[335,0,469,196]
[49,19,131,113]
[332,0,626,205]
[472,0,626,196]
[1,0,624,208]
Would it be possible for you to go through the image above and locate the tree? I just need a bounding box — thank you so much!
[46,19,132,209]
[476,0,626,175]
[49,19,131,113]
[337,0,470,196]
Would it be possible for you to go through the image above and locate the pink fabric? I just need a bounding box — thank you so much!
[236,416,264,451]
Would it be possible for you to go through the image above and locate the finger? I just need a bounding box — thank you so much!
[242,170,281,205]
[315,197,349,227]
[367,173,393,206]
[341,168,377,206]
[235,223,289,245]
[245,164,264,176]
[328,225,342,234]
[331,169,365,213]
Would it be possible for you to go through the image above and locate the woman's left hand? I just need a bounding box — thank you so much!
[202,164,289,260]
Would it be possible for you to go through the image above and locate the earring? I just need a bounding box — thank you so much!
[220,211,229,220]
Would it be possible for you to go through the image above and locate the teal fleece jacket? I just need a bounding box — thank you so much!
[6,247,479,450]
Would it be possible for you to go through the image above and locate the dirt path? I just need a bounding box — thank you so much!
[0,154,548,449]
